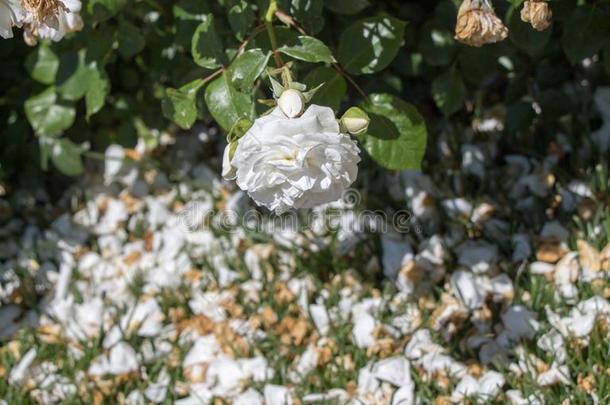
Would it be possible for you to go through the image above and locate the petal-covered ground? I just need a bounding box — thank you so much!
[1,91,610,404]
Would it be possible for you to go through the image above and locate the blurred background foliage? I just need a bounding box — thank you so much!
[1,0,610,193]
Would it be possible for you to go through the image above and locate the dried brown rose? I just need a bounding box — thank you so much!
[21,0,67,25]
[521,0,552,31]
[455,0,508,47]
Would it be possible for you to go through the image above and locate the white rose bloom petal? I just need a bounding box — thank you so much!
[222,143,237,180]
[0,0,24,39]
[228,105,360,213]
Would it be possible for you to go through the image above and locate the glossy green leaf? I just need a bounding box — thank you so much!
[174,1,210,48]
[56,51,90,101]
[418,23,456,67]
[24,87,76,136]
[278,0,324,34]
[431,68,466,116]
[338,16,407,75]
[191,14,227,69]
[205,72,254,130]
[228,0,255,41]
[279,36,335,64]
[87,0,127,22]
[228,49,270,90]
[85,64,110,119]
[360,93,427,170]
[25,44,59,85]
[118,20,146,59]
[162,78,204,130]
[51,138,84,176]
[86,24,116,65]
[303,66,346,112]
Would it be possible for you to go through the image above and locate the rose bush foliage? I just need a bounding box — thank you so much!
[1,0,610,205]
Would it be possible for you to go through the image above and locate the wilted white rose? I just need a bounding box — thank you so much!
[455,0,508,47]
[225,105,361,213]
[22,0,83,44]
[0,0,24,39]
[521,0,552,31]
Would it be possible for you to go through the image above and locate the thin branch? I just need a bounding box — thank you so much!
[200,68,224,87]
[332,63,369,101]
[275,10,306,35]
[265,0,284,67]
[274,8,369,101]
[236,23,266,57]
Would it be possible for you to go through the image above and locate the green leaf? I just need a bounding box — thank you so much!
[56,51,90,101]
[360,93,427,170]
[25,44,59,84]
[205,72,254,131]
[174,1,210,48]
[85,64,110,119]
[303,66,346,112]
[249,26,299,54]
[228,0,255,41]
[562,5,608,63]
[86,25,116,65]
[507,6,551,56]
[87,0,127,23]
[24,87,76,136]
[228,118,253,142]
[228,49,270,91]
[418,22,456,67]
[118,19,146,59]
[324,0,369,15]
[458,46,498,85]
[431,68,466,116]
[51,139,84,176]
[191,14,227,69]
[279,36,335,64]
[173,0,210,20]
[162,78,204,130]
[338,16,407,75]
[278,0,324,34]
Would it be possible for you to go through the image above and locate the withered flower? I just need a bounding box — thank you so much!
[521,0,552,31]
[455,0,508,47]
[20,0,66,26]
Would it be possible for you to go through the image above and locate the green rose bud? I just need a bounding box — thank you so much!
[340,107,370,135]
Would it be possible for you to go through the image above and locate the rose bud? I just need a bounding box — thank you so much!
[278,89,304,118]
[341,107,370,136]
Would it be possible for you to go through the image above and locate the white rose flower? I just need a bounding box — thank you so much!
[0,0,24,39]
[224,105,361,214]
